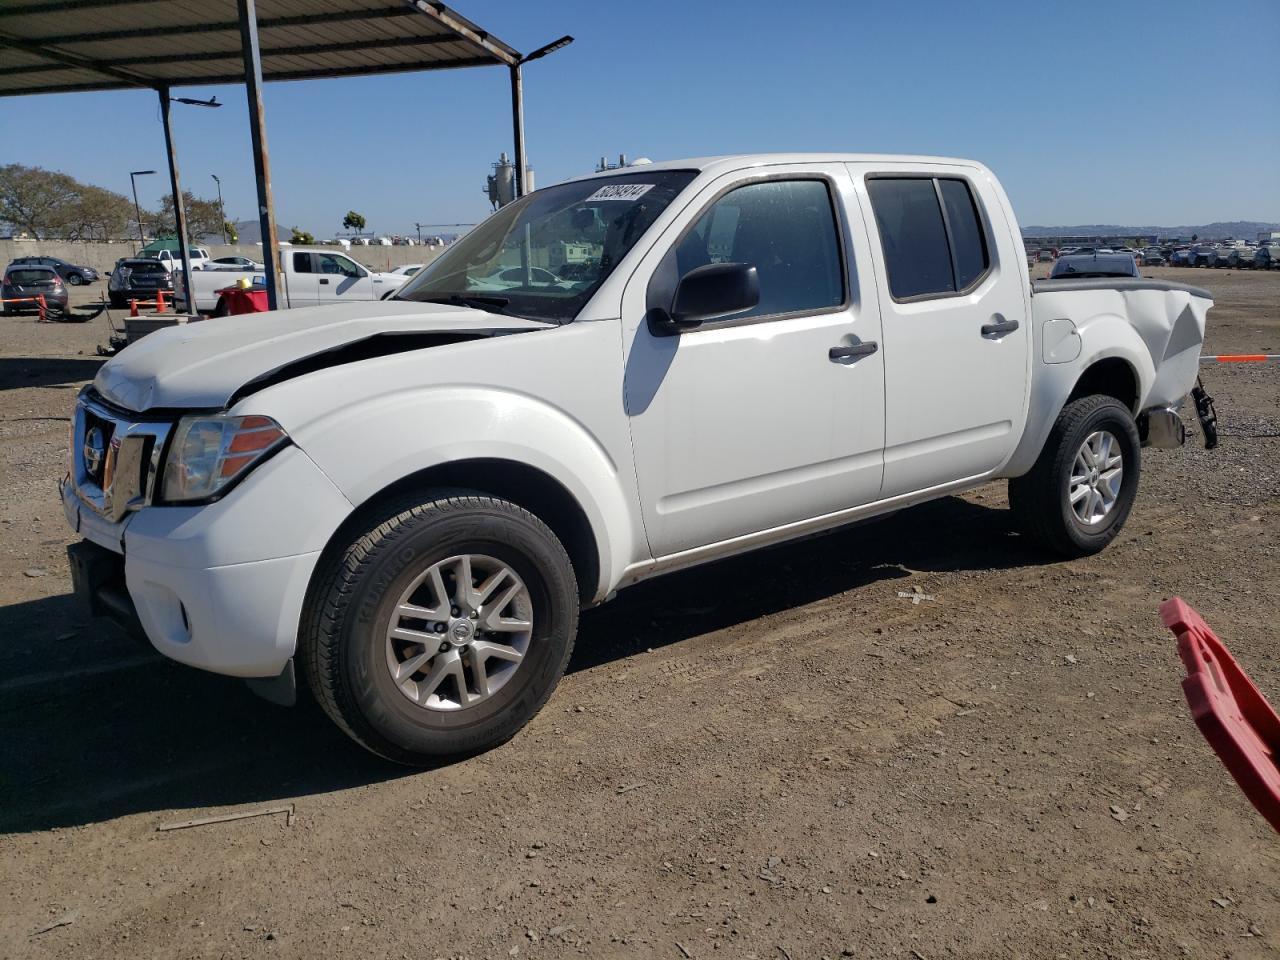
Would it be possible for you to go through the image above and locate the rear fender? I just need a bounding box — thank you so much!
[1002,314,1153,477]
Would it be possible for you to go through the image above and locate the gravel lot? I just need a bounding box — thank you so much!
[1,266,1277,959]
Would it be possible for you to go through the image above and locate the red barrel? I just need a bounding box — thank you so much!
[215,286,270,315]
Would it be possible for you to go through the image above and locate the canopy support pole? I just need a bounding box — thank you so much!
[238,0,281,310]
[157,85,194,313]
[509,62,525,199]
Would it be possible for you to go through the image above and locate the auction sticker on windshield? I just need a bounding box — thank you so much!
[585,183,654,202]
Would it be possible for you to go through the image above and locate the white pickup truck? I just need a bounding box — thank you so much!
[63,154,1214,763]
[151,246,213,273]
[173,246,409,313]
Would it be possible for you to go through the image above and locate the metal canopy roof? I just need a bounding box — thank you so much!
[0,0,523,97]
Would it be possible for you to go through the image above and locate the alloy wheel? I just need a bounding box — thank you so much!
[1069,430,1124,525]
[384,554,533,711]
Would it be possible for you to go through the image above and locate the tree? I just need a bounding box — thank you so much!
[342,210,366,235]
[223,220,239,243]
[290,226,315,244]
[155,191,226,240]
[0,163,83,238]
[70,185,135,241]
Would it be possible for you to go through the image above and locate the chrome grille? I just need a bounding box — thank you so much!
[70,389,172,522]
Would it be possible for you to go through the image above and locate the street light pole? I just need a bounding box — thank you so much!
[212,174,227,244]
[414,221,423,245]
[129,169,156,247]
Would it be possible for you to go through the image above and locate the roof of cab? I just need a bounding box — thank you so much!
[564,153,987,183]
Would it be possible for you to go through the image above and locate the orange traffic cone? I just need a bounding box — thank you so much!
[155,289,167,312]
[129,298,139,317]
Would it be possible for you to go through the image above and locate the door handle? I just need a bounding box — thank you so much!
[981,316,1019,337]
[319,278,330,285]
[829,341,878,362]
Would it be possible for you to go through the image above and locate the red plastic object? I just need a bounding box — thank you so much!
[215,286,269,315]
[1161,597,1280,833]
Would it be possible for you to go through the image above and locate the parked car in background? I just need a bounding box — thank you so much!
[1189,245,1217,268]
[1139,247,1165,266]
[63,153,1215,762]
[1169,247,1193,266]
[1211,246,1241,268]
[2,264,69,316]
[108,258,174,308]
[8,255,99,285]
[209,255,266,271]
[1049,253,1140,279]
[389,263,426,277]
[1254,240,1280,269]
[150,247,213,272]
[1038,249,1055,262]
[477,265,565,288]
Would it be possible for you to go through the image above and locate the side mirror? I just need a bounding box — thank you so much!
[669,262,759,328]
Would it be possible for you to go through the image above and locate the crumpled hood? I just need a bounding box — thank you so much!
[95,300,553,412]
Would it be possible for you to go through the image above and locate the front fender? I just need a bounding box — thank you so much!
[284,386,636,602]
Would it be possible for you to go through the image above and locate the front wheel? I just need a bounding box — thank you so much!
[67,273,84,286]
[301,491,579,765]
[1009,395,1141,557]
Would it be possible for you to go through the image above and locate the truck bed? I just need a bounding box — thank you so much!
[1030,276,1213,414]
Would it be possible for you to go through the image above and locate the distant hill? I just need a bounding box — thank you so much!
[1022,221,1280,240]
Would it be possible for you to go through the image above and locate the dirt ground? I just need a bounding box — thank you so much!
[2,266,1277,960]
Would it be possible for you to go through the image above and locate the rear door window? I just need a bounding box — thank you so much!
[292,252,314,274]
[937,179,989,289]
[866,178,955,299]
[866,176,992,300]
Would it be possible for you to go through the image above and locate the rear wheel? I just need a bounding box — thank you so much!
[1009,395,1141,557]
[301,491,579,764]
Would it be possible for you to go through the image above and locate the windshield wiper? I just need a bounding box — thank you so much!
[420,293,510,315]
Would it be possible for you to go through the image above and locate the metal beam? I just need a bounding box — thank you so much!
[2,0,168,15]
[157,86,194,312]
[404,1,520,65]
[21,7,422,48]
[509,64,526,199]
[90,33,464,70]
[0,56,501,96]
[238,0,281,311]
[0,28,154,89]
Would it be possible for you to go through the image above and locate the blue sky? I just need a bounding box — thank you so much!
[2,0,1277,235]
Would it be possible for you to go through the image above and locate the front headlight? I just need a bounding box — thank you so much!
[161,414,288,502]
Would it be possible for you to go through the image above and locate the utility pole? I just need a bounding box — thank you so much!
[414,222,423,244]
[212,174,227,244]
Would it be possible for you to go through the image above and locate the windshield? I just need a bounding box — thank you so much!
[396,170,697,322]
